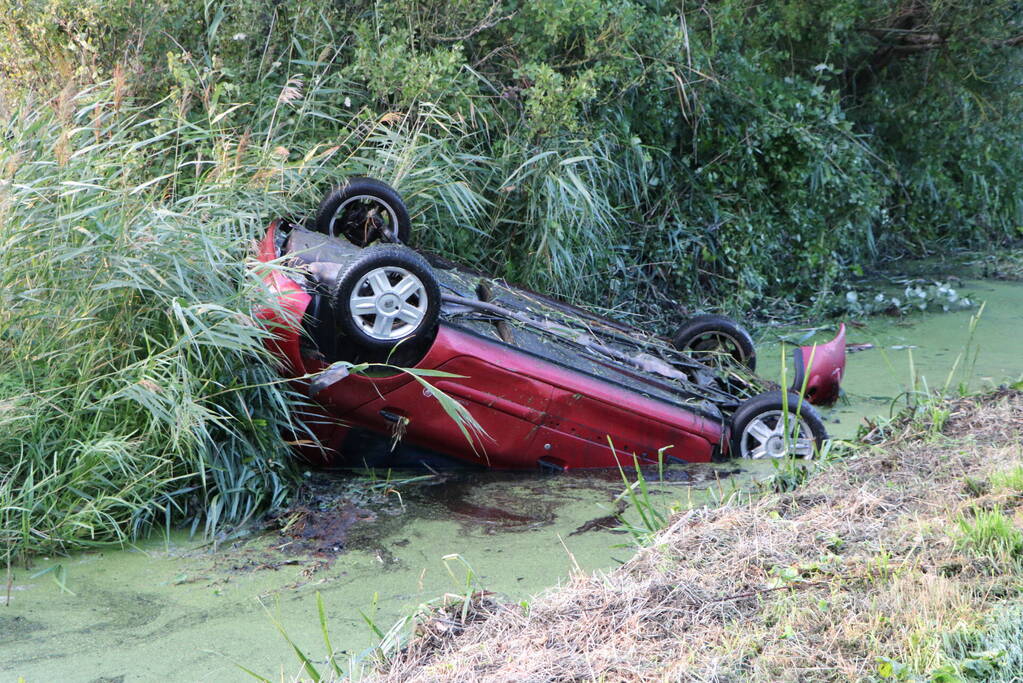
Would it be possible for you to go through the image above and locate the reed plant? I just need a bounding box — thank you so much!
[0,69,486,559]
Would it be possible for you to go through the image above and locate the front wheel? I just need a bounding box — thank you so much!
[728,390,827,459]
[331,245,440,354]
[672,314,756,372]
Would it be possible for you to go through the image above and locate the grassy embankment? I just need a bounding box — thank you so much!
[371,391,1023,681]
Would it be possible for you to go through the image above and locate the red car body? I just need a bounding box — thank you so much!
[256,220,846,470]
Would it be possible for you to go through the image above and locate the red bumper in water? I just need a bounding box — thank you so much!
[791,324,846,406]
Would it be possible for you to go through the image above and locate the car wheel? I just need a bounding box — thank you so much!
[331,245,440,354]
[672,314,756,372]
[315,177,412,246]
[728,390,827,459]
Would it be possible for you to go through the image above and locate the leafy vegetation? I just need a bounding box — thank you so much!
[0,88,301,559]
[821,279,975,318]
[991,466,1023,494]
[2,0,1022,555]
[956,507,1023,564]
[3,0,1022,315]
[0,82,480,558]
[939,604,1023,682]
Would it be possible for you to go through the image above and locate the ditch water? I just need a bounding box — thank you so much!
[4,279,1022,683]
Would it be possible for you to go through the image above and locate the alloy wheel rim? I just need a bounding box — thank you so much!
[349,266,427,340]
[739,410,815,459]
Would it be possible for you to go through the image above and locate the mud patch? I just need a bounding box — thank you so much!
[427,480,557,533]
[569,500,628,536]
[272,502,377,556]
[0,614,43,642]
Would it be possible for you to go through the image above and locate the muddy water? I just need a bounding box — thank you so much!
[4,279,1023,683]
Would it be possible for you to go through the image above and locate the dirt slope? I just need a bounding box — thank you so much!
[375,391,1023,682]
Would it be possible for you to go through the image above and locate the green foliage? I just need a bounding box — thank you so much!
[876,655,911,680]
[822,281,974,318]
[990,466,1023,494]
[612,445,670,545]
[937,604,1023,681]
[4,0,1020,319]
[0,86,301,558]
[0,78,483,557]
[955,507,1023,564]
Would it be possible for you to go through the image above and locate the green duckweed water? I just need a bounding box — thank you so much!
[4,279,1023,683]
[760,279,1023,439]
[2,466,749,682]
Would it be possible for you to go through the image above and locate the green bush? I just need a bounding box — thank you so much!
[4,0,1021,317]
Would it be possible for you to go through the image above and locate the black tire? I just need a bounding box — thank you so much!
[331,245,440,354]
[728,390,827,459]
[315,177,412,246]
[672,314,756,372]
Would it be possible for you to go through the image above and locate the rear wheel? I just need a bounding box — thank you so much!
[315,177,411,246]
[672,314,756,372]
[331,245,440,354]
[728,390,827,459]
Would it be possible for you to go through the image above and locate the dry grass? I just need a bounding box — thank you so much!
[374,391,1023,682]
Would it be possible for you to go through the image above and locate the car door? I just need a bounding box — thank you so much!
[533,385,718,469]
[367,354,554,468]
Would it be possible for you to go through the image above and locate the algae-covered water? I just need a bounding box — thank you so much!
[760,279,1023,439]
[2,467,750,682]
[4,279,1022,683]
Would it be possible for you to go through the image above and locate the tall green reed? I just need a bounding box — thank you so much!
[0,68,487,559]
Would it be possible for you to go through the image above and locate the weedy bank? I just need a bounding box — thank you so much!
[370,390,1023,681]
[0,83,482,560]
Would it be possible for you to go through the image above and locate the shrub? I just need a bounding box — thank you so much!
[3,0,1020,318]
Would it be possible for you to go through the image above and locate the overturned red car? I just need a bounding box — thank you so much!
[257,178,846,471]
